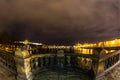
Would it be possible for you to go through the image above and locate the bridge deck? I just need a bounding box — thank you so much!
[0,65,16,80]
[97,63,120,80]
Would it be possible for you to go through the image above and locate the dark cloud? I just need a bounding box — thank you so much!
[0,0,120,45]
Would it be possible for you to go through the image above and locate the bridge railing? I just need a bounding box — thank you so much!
[74,48,120,79]
[0,50,17,75]
[90,48,120,79]
[13,46,120,80]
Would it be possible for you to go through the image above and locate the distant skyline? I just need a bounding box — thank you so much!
[0,0,120,45]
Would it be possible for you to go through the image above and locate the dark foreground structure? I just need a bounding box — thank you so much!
[0,42,120,80]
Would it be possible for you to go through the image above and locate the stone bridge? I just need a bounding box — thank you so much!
[0,44,120,80]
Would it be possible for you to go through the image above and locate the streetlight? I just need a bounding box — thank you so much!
[24,40,29,45]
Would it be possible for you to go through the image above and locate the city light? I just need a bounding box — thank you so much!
[75,38,120,48]
[74,38,120,54]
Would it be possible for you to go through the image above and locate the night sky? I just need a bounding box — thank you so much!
[0,0,120,45]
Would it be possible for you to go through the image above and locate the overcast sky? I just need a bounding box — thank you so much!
[0,0,120,45]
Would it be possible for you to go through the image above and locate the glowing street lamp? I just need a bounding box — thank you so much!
[24,40,29,45]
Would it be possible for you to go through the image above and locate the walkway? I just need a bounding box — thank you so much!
[97,64,120,80]
[0,65,16,80]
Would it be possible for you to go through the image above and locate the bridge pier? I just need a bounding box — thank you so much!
[91,48,120,80]
[92,48,106,79]
[14,48,33,80]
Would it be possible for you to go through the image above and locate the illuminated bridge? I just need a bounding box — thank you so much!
[0,39,120,80]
